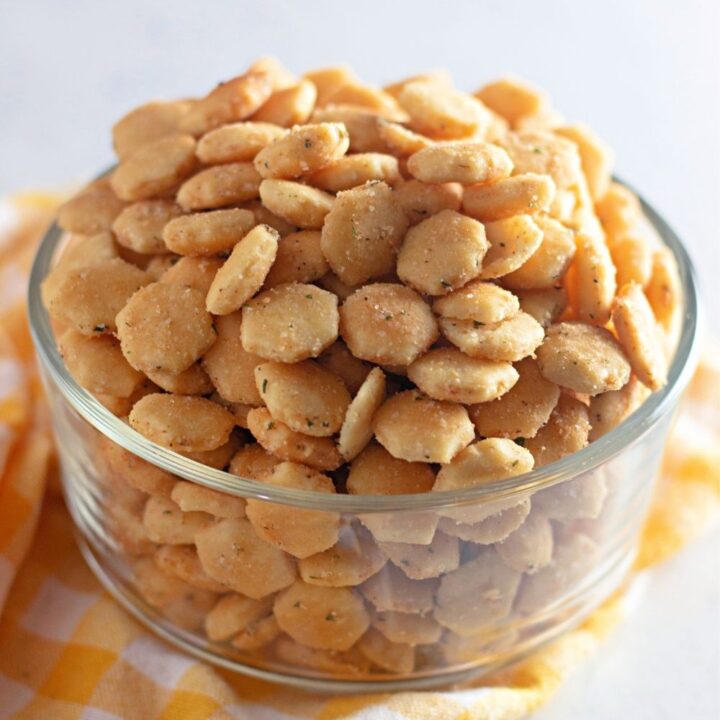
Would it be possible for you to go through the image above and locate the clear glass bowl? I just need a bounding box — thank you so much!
[27,184,701,691]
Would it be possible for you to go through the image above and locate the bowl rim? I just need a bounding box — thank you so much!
[27,177,703,512]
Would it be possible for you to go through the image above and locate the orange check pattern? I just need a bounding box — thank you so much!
[0,194,718,720]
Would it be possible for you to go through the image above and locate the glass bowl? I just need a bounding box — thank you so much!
[27,182,701,691]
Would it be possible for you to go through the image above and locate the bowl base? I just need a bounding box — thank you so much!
[71,514,634,693]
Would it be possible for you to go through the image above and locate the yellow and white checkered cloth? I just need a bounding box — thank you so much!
[1,194,718,720]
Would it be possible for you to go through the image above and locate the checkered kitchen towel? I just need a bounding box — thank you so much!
[1,194,719,719]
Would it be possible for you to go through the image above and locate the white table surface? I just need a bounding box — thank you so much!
[1,1,719,717]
